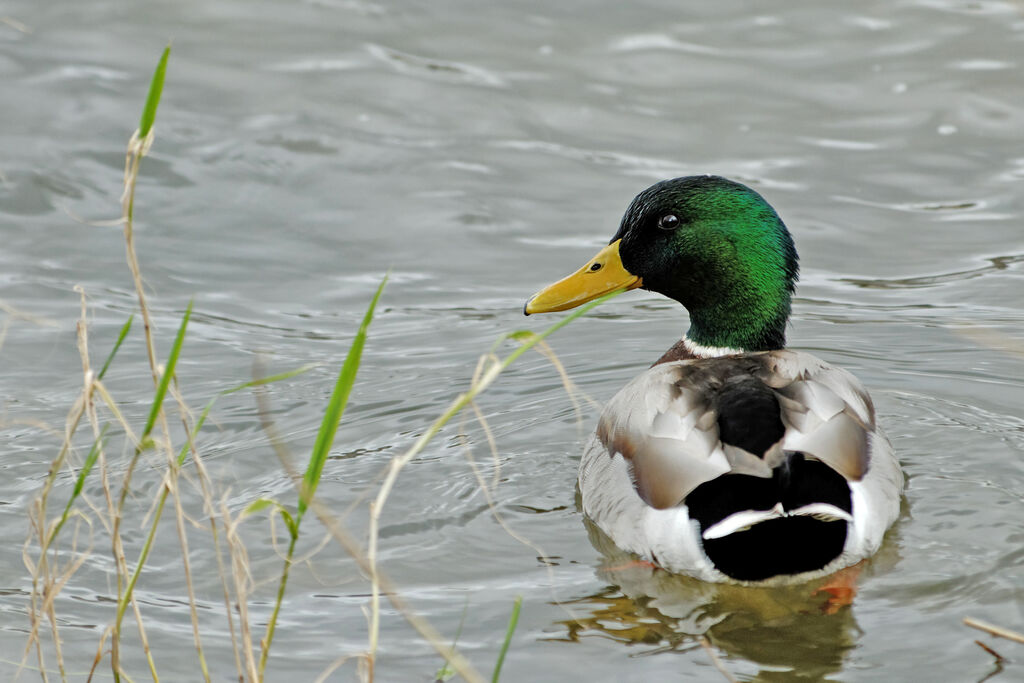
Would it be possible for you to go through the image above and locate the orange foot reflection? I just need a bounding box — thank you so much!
[603,559,659,572]
[814,562,864,614]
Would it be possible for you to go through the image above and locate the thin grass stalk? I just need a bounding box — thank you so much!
[257,277,387,680]
[366,290,623,665]
[121,128,155,381]
[224,499,260,682]
[38,523,93,683]
[258,533,298,678]
[117,45,212,674]
[120,45,168,387]
[87,627,112,682]
[172,496,211,683]
[490,597,521,683]
[107,46,172,682]
[173,390,240,681]
[111,305,191,682]
[162,412,211,682]
[129,68,216,673]
[181,401,242,680]
[313,654,364,683]
[90,382,142,448]
[964,617,1024,645]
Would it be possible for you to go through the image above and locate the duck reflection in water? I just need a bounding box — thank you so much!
[550,517,900,681]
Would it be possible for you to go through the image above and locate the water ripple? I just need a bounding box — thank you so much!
[365,43,506,87]
[839,253,1024,289]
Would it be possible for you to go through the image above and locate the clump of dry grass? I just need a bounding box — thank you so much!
[19,45,621,683]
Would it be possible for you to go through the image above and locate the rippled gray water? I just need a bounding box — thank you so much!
[2,0,1023,681]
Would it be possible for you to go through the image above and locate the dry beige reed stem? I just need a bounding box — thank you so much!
[699,636,740,683]
[964,617,1024,645]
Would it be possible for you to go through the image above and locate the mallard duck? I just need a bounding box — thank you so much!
[525,176,903,583]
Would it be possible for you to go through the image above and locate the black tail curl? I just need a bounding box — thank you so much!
[685,453,852,581]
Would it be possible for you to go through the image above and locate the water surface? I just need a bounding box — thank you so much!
[2,0,1023,680]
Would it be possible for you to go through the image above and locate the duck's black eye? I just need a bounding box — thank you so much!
[657,214,680,230]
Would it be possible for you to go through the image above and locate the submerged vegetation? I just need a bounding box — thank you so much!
[18,46,618,683]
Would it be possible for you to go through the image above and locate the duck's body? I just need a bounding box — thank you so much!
[580,347,901,583]
[526,176,903,584]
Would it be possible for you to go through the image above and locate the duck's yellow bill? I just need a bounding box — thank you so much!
[524,239,643,315]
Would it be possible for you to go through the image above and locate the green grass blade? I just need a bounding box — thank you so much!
[279,508,298,539]
[49,425,108,545]
[98,315,134,381]
[491,596,522,683]
[244,498,279,515]
[220,363,318,396]
[175,396,215,467]
[140,301,192,444]
[501,288,624,370]
[241,499,298,537]
[297,276,387,522]
[139,45,170,137]
[70,427,106,502]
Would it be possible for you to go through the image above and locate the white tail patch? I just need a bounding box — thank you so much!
[701,502,853,540]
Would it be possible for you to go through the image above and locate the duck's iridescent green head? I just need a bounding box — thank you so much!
[525,176,799,352]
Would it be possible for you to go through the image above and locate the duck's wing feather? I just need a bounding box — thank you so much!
[595,350,876,510]
[760,351,876,481]
[596,364,729,509]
